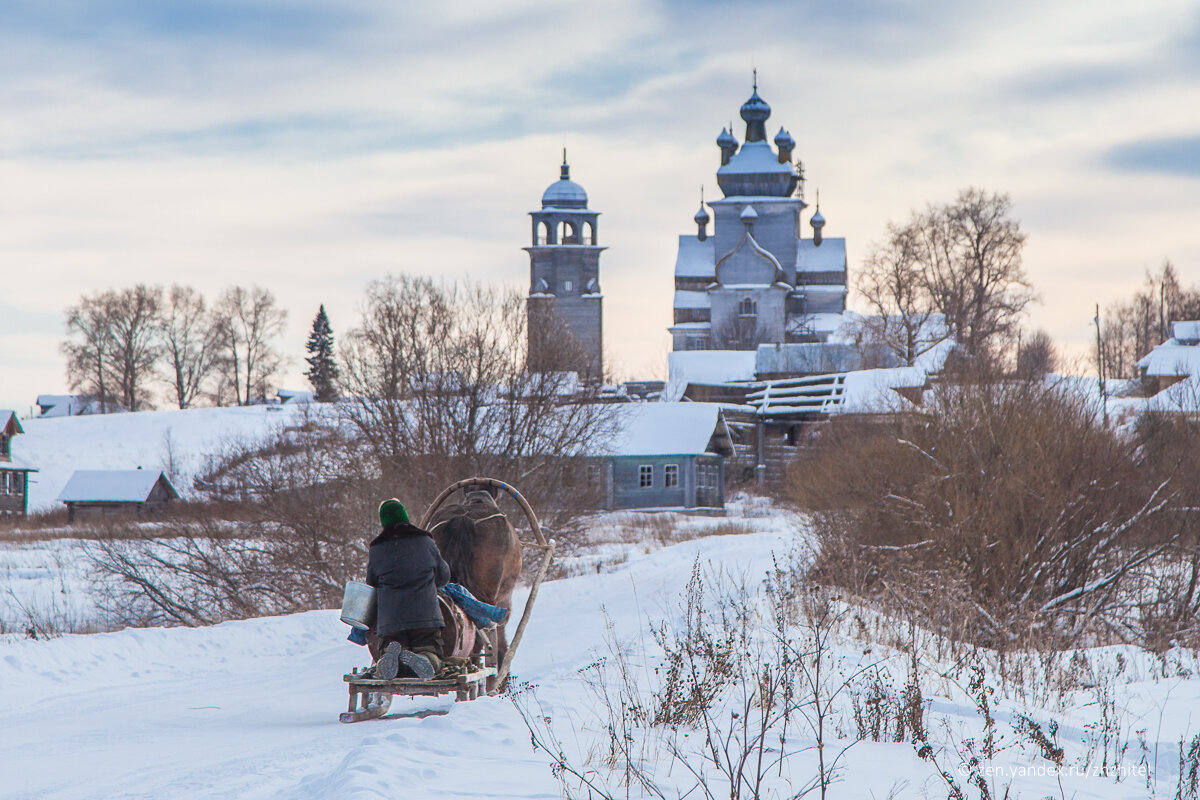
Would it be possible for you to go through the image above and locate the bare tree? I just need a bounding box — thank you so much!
[106,284,163,411]
[161,285,221,409]
[87,417,379,627]
[62,293,117,413]
[339,274,615,524]
[1101,261,1200,379]
[213,285,288,405]
[848,221,949,367]
[790,376,1178,647]
[62,285,163,411]
[1016,328,1057,379]
[911,188,1035,365]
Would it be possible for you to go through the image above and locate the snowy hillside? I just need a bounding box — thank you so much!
[17,405,312,512]
[3,522,1199,799]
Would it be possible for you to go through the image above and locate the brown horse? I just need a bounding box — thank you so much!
[427,489,523,670]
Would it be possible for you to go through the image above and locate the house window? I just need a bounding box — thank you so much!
[0,435,8,458]
[638,465,653,488]
[1,472,9,495]
[664,464,679,488]
[563,280,573,292]
[739,297,757,317]
[686,336,709,351]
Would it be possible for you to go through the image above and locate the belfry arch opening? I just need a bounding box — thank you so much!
[558,220,579,245]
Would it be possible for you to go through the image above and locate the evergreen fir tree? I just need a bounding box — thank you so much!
[304,305,340,402]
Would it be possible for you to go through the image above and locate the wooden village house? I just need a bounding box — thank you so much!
[592,403,731,511]
[0,410,37,517]
[58,469,180,522]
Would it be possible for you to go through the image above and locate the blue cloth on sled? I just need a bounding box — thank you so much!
[346,627,369,646]
[441,583,508,628]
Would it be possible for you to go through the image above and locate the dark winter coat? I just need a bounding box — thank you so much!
[366,522,451,636]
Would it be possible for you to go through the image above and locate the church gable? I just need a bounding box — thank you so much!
[715,232,782,287]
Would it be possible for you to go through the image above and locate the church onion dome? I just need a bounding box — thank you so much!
[716,127,736,148]
[739,90,771,142]
[694,203,711,224]
[774,127,795,163]
[541,158,588,209]
[717,78,799,198]
[811,203,826,246]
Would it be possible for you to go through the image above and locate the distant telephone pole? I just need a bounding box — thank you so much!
[1095,304,1108,427]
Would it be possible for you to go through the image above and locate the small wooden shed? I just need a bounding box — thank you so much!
[58,469,180,523]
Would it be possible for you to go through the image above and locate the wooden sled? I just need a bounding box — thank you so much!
[340,663,497,722]
[339,477,555,722]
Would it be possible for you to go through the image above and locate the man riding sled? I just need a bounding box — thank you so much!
[365,498,450,680]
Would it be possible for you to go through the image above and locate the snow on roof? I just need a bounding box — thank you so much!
[674,235,715,277]
[3,454,38,472]
[746,367,927,416]
[57,470,179,503]
[35,395,116,417]
[717,140,794,176]
[673,290,711,310]
[838,368,928,414]
[796,238,847,273]
[597,403,726,457]
[1137,340,1200,376]
[277,389,314,405]
[1173,321,1200,344]
[668,350,757,384]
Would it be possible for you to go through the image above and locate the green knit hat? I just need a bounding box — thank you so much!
[378,498,410,527]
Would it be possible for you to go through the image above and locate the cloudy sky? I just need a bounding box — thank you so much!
[2,0,1198,412]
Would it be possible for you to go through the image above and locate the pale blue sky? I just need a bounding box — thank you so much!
[2,0,1199,411]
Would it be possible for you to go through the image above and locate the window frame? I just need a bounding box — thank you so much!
[638,464,653,488]
[664,464,679,488]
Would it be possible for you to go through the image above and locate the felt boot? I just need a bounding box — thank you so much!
[377,642,404,680]
[399,649,435,680]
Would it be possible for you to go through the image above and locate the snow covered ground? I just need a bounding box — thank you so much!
[4,513,1200,799]
[17,405,317,513]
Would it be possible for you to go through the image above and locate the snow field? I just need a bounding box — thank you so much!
[2,521,1200,798]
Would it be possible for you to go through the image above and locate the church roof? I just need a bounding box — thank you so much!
[795,238,847,273]
[674,290,711,309]
[541,159,588,209]
[674,235,715,278]
[715,231,783,286]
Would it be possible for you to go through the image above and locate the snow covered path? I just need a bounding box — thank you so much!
[0,532,792,800]
[4,526,1190,799]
